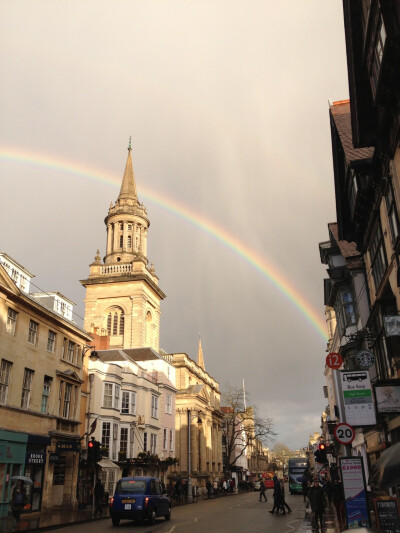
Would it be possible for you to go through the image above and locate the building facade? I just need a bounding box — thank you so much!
[0,253,92,519]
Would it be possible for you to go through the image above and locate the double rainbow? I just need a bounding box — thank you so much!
[0,146,328,341]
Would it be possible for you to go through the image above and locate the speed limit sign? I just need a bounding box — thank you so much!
[334,423,355,445]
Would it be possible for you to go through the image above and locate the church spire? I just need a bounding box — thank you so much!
[197,334,205,370]
[118,137,137,201]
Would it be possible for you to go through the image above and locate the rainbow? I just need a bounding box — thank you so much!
[0,146,328,341]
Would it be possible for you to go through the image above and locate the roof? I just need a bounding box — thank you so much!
[118,147,137,201]
[96,347,161,363]
[328,223,360,258]
[330,100,374,163]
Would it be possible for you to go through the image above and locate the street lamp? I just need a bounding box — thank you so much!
[82,345,99,362]
[187,409,202,503]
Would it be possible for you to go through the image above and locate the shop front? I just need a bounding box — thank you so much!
[0,430,28,518]
[24,434,51,513]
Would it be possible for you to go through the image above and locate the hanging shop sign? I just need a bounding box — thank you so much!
[356,350,375,369]
[326,352,343,370]
[26,452,45,464]
[374,382,400,414]
[383,316,400,337]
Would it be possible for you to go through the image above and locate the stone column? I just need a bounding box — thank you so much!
[107,223,113,253]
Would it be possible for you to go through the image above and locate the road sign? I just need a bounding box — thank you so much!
[326,352,343,369]
[334,423,355,445]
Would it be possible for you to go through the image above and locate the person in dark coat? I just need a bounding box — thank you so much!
[332,479,345,527]
[268,476,283,514]
[259,479,267,502]
[307,479,326,532]
[94,478,105,517]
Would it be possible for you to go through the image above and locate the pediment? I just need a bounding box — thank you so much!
[56,369,84,384]
[0,264,20,295]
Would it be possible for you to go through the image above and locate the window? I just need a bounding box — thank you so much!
[6,308,17,335]
[0,360,12,404]
[348,169,358,218]
[119,235,123,248]
[386,184,399,244]
[103,382,120,409]
[120,427,128,454]
[47,331,56,353]
[163,429,167,450]
[341,291,356,326]
[143,432,147,452]
[169,429,173,451]
[62,383,72,418]
[58,381,77,419]
[370,15,387,96]
[121,391,130,414]
[150,433,157,455]
[106,307,125,336]
[28,320,38,345]
[21,368,34,409]
[151,395,158,418]
[41,376,52,414]
[165,394,172,414]
[104,383,113,408]
[369,221,387,289]
[67,341,76,363]
[102,422,111,457]
[121,390,136,414]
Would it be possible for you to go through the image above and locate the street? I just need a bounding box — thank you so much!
[44,492,306,533]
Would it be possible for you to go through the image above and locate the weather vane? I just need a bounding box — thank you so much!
[128,136,132,152]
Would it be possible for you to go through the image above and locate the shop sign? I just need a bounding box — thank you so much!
[373,497,400,532]
[375,382,400,413]
[49,453,60,463]
[56,441,80,452]
[26,452,45,464]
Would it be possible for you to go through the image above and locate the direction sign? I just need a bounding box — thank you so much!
[326,352,343,369]
[334,423,355,445]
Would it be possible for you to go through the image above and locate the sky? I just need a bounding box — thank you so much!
[0,1,349,450]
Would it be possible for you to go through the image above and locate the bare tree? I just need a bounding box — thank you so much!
[221,385,276,471]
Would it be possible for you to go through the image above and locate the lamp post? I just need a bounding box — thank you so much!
[81,345,99,519]
[187,409,202,503]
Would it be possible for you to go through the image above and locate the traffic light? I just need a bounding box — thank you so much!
[314,443,328,464]
[87,438,101,464]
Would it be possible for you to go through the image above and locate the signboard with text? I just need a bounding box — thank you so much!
[340,457,370,529]
[373,497,400,533]
[341,370,376,426]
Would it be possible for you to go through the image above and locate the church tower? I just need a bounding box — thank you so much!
[80,143,166,351]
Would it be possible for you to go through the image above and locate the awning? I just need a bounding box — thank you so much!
[96,347,161,363]
[98,458,119,469]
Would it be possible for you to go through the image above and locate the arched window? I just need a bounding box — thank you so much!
[145,310,153,346]
[106,307,125,336]
[127,235,132,248]
[119,235,123,248]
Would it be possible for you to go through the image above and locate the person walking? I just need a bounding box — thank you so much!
[280,478,292,514]
[308,478,326,532]
[94,478,105,517]
[268,475,283,514]
[332,479,345,528]
[11,481,27,530]
[259,479,267,502]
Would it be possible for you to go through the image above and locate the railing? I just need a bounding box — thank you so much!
[100,264,132,275]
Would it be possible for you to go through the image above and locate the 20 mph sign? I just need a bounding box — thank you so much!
[334,423,355,445]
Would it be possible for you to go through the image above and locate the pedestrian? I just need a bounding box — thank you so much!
[280,478,291,514]
[206,480,212,499]
[323,478,333,504]
[307,478,326,532]
[332,479,345,527]
[213,479,219,496]
[268,475,283,514]
[11,481,27,529]
[302,471,310,502]
[259,479,267,502]
[222,479,228,494]
[94,478,105,517]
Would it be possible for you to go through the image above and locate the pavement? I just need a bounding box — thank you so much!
[297,500,341,533]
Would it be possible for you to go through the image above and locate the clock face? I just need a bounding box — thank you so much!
[357,350,374,368]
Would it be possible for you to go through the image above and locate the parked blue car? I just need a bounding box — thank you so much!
[110,476,171,525]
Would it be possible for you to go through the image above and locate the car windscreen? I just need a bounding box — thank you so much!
[116,480,146,494]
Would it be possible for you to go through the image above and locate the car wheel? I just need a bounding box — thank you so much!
[111,516,120,526]
[165,506,171,521]
[149,509,157,525]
